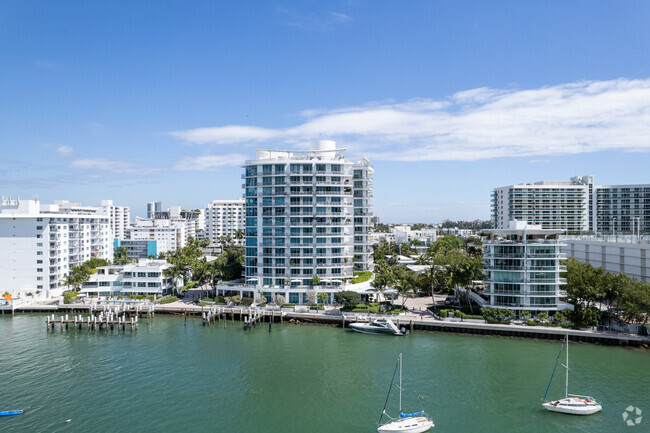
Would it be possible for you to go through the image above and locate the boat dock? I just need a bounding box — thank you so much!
[4,303,648,347]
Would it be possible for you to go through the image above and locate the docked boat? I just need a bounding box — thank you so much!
[349,318,407,336]
[542,334,602,415]
[377,353,434,433]
[0,410,24,416]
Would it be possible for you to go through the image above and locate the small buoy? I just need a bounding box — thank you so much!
[65,419,71,423]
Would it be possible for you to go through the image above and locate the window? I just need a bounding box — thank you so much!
[37,226,43,230]
[37,268,43,272]
[37,260,43,264]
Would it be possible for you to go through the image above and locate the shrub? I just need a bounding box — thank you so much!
[309,303,325,310]
[63,291,79,304]
[148,295,155,301]
[241,297,254,306]
[158,296,179,304]
[464,315,484,320]
[439,310,448,318]
[351,272,372,284]
[274,295,285,306]
[281,303,296,308]
[215,295,226,305]
[129,295,145,300]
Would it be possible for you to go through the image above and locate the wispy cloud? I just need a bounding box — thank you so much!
[167,78,650,161]
[274,6,353,31]
[69,158,154,175]
[56,145,73,156]
[87,122,107,136]
[173,153,248,171]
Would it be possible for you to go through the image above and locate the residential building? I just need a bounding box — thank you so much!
[561,235,649,282]
[491,176,593,231]
[204,199,245,245]
[100,200,130,239]
[392,225,437,254]
[125,218,186,255]
[80,259,173,297]
[242,140,373,302]
[150,205,204,243]
[0,197,112,300]
[492,176,650,234]
[482,221,572,313]
[146,201,162,219]
[113,239,157,259]
[595,184,650,234]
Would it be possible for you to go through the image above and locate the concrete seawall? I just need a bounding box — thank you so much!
[6,303,649,348]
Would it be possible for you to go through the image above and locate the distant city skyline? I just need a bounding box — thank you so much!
[1,1,649,223]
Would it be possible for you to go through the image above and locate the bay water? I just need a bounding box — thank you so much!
[1,314,648,432]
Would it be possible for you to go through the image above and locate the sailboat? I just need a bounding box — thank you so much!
[542,334,602,415]
[378,353,434,433]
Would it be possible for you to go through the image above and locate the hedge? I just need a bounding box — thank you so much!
[351,272,372,284]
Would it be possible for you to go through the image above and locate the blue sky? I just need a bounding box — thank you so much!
[1,1,649,223]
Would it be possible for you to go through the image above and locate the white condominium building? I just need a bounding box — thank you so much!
[0,197,112,300]
[126,218,186,255]
[595,184,650,234]
[493,176,650,235]
[100,200,130,239]
[149,205,203,244]
[80,259,173,297]
[242,140,373,302]
[204,199,245,245]
[482,221,571,313]
[492,176,593,231]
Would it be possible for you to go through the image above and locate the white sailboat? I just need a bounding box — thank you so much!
[378,353,434,433]
[542,334,602,415]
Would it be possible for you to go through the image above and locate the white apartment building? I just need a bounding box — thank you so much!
[392,225,437,254]
[150,205,204,244]
[100,200,130,239]
[146,201,162,219]
[492,176,593,231]
[561,235,649,283]
[125,218,186,255]
[80,259,173,297]
[242,140,373,303]
[204,199,245,246]
[482,221,572,314]
[0,197,112,300]
[493,176,650,235]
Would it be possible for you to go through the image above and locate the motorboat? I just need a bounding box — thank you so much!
[349,318,407,336]
[542,334,602,415]
[377,353,434,433]
[0,410,24,416]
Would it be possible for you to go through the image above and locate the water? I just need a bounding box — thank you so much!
[1,314,648,432]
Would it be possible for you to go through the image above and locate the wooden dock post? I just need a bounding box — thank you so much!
[410,320,413,333]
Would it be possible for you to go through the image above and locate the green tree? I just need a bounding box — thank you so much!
[61,265,91,292]
[334,290,361,310]
[114,246,130,265]
[371,272,396,303]
[428,235,465,256]
[317,292,328,305]
[396,271,417,309]
[311,276,322,287]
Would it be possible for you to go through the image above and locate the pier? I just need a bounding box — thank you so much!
[5,302,648,347]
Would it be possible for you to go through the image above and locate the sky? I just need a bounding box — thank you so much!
[1,1,649,223]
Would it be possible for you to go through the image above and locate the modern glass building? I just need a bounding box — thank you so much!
[482,222,571,313]
[242,140,373,302]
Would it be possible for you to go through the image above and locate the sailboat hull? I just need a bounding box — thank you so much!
[378,417,434,433]
[543,398,602,415]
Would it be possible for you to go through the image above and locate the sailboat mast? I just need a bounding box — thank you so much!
[565,334,569,399]
[399,353,403,413]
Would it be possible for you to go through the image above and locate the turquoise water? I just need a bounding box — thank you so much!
[0,314,648,432]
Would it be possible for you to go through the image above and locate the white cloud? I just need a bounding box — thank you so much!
[173,153,248,171]
[167,78,650,161]
[69,158,150,175]
[56,145,73,156]
[274,7,353,31]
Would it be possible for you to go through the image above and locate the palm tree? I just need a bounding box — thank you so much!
[396,272,416,309]
[234,229,244,244]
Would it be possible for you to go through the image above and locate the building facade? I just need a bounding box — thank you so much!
[242,140,373,301]
[482,222,571,313]
[561,235,649,283]
[204,199,245,246]
[125,218,186,254]
[100,200,130,239]
[80,259,173,297]
[595,184,650,234]
[113,238,157,259]
[0,197,112,300]
[492,176,593,231]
